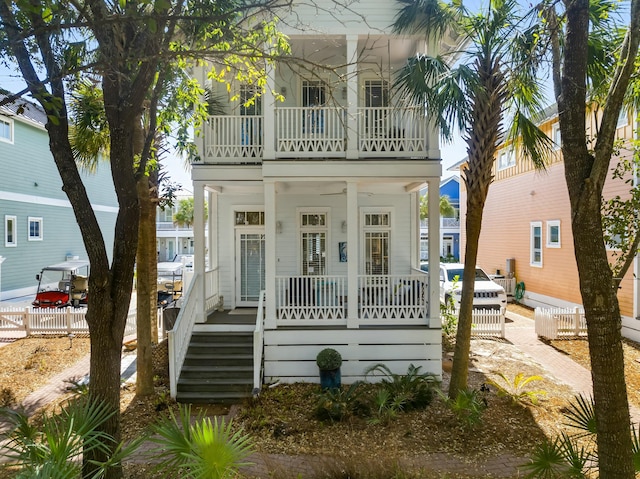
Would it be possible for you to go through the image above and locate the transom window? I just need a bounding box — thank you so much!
[235,211,264,226]
[530,221,542,266]
[28,217,43,241]
[5,215,16,247]
[0,117,13,143]
[363,211,391,275]
[300,211,328,276]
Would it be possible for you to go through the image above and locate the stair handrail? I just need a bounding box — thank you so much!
[168,272,199,398]
[253,290,266,395]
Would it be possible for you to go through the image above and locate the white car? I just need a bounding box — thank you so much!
[438,263,507,313]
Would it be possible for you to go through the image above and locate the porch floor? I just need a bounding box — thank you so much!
[204,309,256,325]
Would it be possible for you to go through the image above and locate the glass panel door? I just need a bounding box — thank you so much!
[236,231,265,305]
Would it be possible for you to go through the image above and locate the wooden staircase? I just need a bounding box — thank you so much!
[176,331,254,404]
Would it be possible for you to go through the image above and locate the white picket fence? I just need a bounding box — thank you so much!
[534,306,587,340]
[450,309,505,338]
[0,306,139,337]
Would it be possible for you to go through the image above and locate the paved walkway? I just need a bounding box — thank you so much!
[0,310,628,477]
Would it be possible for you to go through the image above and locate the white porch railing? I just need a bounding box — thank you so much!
[205,268,220,313]
[253,290,265,395]
[357,106,427,157]
[358,275,428,323]
[0,306,138,337]
[276,274,428,325]
[442,217,460,228]
[276,107,346,156]
[276,275,347,323]
[203,115,263,161]
[169,273,199,398]
[535,306,587,340]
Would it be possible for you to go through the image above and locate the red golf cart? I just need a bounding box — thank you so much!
[32,260,90,308]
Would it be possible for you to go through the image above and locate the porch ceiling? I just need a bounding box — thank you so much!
[199,180,426,196]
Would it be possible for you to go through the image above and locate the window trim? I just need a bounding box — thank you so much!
[546,220,561,248]
[530,221,543,267]
[5,215,17,247]
[497,147,515,170]
[297,208,330,276]
[0,115,14,144]
[617,109,629,129]
[551,122,561,151]
[361,208,393,275]
[28,216,43,241]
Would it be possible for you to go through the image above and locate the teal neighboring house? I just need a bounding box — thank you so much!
[0,92,118,300]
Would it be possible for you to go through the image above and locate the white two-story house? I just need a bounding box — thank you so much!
[169,1,461,403]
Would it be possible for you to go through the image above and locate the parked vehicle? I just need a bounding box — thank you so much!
[422,262,507,313]
[157,262,183,308]
[32,260,90,308]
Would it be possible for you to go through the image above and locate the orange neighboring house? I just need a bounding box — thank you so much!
[454,105,640,341]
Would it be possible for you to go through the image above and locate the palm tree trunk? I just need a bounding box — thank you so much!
[448,54,503,399]
[136,175,155,396]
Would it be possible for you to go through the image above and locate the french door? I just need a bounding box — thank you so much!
[235,230,265,306]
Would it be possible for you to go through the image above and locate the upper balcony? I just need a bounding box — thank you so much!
[201,106,430,162]
[195,34,442,164]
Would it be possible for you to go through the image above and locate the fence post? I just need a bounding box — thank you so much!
[24,307,31,336]
[501,310,506,338]
[574,306,581,337]
[67,307,72,334]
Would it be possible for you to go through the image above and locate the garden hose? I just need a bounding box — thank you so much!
[514,281,525,302]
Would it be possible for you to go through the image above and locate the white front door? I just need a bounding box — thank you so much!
[236,230,265,306]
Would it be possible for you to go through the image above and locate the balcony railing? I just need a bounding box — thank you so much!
[201,106,430,161]
[204,115,263,161]
[276,107,346,157]
[357,106,427,157]
[275,274,428,325]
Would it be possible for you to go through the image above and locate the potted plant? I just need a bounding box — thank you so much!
[316,348,342,390]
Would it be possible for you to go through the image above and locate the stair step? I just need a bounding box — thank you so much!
[176,391,252,404]
[178,383,253,393]
[183,358,252,368]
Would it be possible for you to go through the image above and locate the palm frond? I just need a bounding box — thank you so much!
[393,0,461,38]
[509,110,553,170]
[563,394,597,436]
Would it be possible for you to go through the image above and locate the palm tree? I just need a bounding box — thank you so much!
[419,193,456,220]
[394,0,551,398]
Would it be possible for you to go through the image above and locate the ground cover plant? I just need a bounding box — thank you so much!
[5,305,640,477]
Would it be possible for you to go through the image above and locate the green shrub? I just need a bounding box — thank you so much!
[488,372,546,405]
[440,388,487,426]
[364,363,439,412]
[148,403,253,479]
[315,382,364,422]
[0,398,140,478]
[316,348,342,370]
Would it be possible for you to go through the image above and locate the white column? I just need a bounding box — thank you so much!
[193,182,206,323]
[346,182,358,326]
[427,179,441,328]
[207,190,218,271]
[264,181,277,328]
[263,63,276,160]
[411,192,419,268]
[346,35,359,159]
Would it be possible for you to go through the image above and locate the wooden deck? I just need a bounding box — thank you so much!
[204,309,256,325]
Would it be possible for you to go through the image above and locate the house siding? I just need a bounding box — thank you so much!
[459,110,636,323]
[0,105,117,299]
